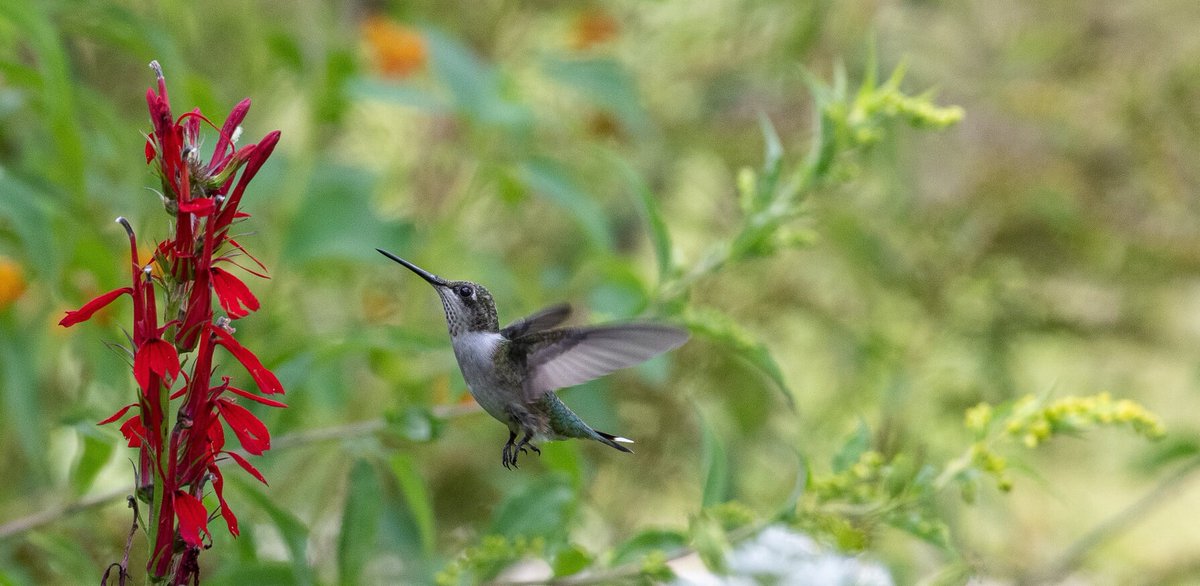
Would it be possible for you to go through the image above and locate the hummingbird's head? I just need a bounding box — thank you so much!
[377,249,498,336]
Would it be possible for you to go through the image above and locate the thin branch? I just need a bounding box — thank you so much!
[1027,455,1200,583]
[0,402,480,541]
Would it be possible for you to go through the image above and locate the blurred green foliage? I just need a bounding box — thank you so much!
[2,0,1199,584]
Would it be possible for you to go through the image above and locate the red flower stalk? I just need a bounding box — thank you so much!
[61,61,285,584]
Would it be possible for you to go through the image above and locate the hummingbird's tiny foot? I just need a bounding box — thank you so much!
[514,432,541,461]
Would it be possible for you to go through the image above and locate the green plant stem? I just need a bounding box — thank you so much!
[1027,455,1200,583]
[0,403,480,541]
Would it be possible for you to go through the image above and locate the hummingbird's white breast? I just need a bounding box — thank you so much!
[450,331,511,422]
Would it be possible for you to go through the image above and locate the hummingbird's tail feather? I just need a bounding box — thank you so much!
[594,430,634,453]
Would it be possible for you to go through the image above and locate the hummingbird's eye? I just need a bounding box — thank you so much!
[456,285,474,298]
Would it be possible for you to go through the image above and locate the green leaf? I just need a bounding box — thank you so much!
[0,320,42,474]
[605,151,674,283]
[339,459,384,585]
[681,306,795,409]
[755,113,784,207]
[517,158,613,250]
[231,476,315,586]
[390,454,436,555]
[688,513,729,573]
[346,77,447,111]
[610,529,688,567]
[542,57,649,133]
[886,512,952,550]
[490,474,575,543]
[699,415,730,508]
[284,162,413,264]
[424,28,530,130]
[832,421,871,473]
[551,544,592,577]
[209,563,297,585]
[1,0,85,196]
[387,405,443,443]
[0,173,59,279]
[70,425,115,495]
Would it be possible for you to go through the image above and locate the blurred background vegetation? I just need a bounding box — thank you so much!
[1,0,1199,584]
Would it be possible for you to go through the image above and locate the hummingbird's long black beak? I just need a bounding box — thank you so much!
[376,249,449,287]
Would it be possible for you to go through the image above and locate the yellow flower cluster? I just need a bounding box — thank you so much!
[1000,393,1166,448]
[809,450,888,504]
[960,393,1165,492]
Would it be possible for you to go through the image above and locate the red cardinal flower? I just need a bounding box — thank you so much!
[66,61,285,583]
[133,338,181,391]
[211,267,260,318]
[215,398,271,455]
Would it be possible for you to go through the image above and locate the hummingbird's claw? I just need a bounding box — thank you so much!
[502,430,519,469]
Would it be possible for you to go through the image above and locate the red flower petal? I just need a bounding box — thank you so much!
[208,98,251,173]
[119,415,146,448]
[207,417,227,453]
[98,403,137,426]
[59,287,132,327]
[216,398,270,455]
[145,139,156,164]
[224,450,268,485]
[209,465,239,537]
[211,325,284,395]
[211,267,260,319]
[226,385,287,408]
[133,338,181,391]
[174,491,210,547]
[178,197,217,216]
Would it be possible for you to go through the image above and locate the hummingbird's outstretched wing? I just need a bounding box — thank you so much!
[516,324,689,400]
[500,303,572,339]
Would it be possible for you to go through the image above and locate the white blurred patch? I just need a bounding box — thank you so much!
[671,525,894,586]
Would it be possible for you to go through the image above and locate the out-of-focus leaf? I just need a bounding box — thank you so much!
[284,162,413,264]
[604,151,673,283]
[0,322,41,473]
[681,306,795,409]
[700,414,730,508]
[424,28,530,130]
[1136,437,1200,473]
[387,405,443,443]
[832,421,871,473]
[610,529,688,567]
[231,475,315,586]
[70,425,114,495]
[490,473,574,544]
[346,77,447,111]
[1,0,84,196]
[688,513,730,573]
[267,30,304,73]
[208,563,296,584]
[586,261,648,319]
[390,454,436,555]
[517,158,613,250]
[755,113,784,207]
[542,57,649,133]
[339,459,383,585]
[26,532,96,583]
[551,543,592,577]
[0,173,58,278]
[886,512,951,550]
[314,48,357,126]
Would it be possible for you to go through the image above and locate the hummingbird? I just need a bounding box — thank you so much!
[377,249,689,469]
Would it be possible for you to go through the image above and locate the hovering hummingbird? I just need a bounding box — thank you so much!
[377,249,689,469]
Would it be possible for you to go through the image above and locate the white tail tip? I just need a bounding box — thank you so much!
[613,436,635,444]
